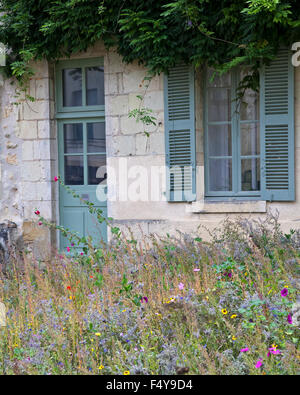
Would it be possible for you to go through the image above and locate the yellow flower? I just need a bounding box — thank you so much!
[232,336,237,341]
[272,344,278,350]
[91,348,94,352]
[95,333,101,337]
[98,365,104,370]
[122,309,127,313]
[244,272,248,277]
[69,296,73,300]
[124,370,130,375]
[231,314,237,319]
[221,309,228,315]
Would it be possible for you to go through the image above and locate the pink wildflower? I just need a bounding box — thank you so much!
[67,247,70,252]
[287,314,293,324]
[34,210,40,215]
[178,283,184,290]
[240,347,249,353]
[255,359,263,369]
[281,288,288,297]
[54,176,59,182]
[194,268,200,272]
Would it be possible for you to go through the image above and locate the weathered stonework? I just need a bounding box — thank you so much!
[0,41,300,258]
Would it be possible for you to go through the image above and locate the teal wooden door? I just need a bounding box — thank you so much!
[56,58,107,249]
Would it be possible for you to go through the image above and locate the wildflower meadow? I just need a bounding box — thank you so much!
[0,199,299,375]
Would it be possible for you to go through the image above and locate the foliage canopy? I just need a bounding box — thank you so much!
[0,0,299,86]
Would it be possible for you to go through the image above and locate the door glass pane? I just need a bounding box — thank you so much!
[63,68,82,107]
[209,159,232,191]
[65,156,84,185]
[241,158,260,191]
[64,123,83,153]
[86,66,105,106]
[88,155,107,185]
[87,122,106,153]
[241,124,260,156]
[208,125,232,156]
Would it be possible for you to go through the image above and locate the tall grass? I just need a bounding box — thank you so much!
[0,212,299,375]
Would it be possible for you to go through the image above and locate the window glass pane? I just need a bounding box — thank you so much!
[86,66,104,106]
[88,155,107,185]
[207,88,231,122]
[87,122,106,153]
[240,69,259,121]
[208,125,232,156]
[241,158,260,191]
[209,159,232,191]
[207,69,231,88]
[240,89,259,120]
[63,68,82,107]
[65,156,84,185]
[241,124,260,156]
[64,123,83,153]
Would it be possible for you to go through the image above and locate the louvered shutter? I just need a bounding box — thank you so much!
[164,64,196,202]
[260,48,295,201]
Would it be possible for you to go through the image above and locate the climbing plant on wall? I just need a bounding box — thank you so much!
[0,0,299,89]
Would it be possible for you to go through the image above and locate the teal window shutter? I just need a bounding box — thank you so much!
[164,64,196,202]
[260,48,295,201]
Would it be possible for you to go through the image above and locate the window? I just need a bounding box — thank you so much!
[56,58,107,187]
[204,68,260,198]
[163,49,294,203]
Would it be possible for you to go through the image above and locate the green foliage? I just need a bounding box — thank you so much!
[0,0,299,90]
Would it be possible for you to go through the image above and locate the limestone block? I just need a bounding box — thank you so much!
[29,60,50,79]
[144,91,164,112]
[136,133,149,156]
[128,93,141,112]
[105,73,119,95]
[106,51,126,73]
[21,162,42,182]
[149,132,165,155]
[112,135,135,157]
[105,116,120,136]
[33,140,51,160]
[38,120,50,138]
[22,141,34,161]
[106,95,128,116]
[23,101,50,121]
[15,121,38,139]
[123,69,148,93]
[36,78,49,100]
[120,115,143,135]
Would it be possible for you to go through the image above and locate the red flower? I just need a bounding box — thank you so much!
[54,176,59,182]
[38,222,43,226]
[67,286,71,291]
[34,210,40,215]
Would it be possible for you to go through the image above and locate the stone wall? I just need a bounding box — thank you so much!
[1,41,300,257]
[0,60,57,259]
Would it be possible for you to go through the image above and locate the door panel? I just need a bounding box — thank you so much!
[58,119,107,249]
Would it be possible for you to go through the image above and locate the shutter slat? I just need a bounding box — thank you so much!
[164,64,196,202]
[260,48,295,201]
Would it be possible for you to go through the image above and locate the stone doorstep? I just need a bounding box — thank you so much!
[187,200,267,214]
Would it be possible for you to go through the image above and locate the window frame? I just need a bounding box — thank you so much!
[203,67,261,199]
[55,57,105,119]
